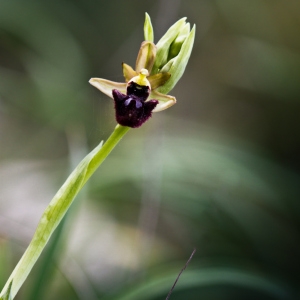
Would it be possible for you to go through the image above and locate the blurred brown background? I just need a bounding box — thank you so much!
[0,1,300,299]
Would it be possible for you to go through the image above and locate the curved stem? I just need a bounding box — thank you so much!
[83,125,130,185]
[0,125,130,300]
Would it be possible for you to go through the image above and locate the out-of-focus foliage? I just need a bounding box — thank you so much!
[0,0,299,299]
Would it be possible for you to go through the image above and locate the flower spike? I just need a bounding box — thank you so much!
[89,13,195,128]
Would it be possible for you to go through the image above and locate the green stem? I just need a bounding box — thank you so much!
[0,124,130,300]
[83,125,130,185]
[28,215,67,300]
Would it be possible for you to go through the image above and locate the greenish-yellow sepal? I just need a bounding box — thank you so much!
[122,63,137,82]
[150,90,176,112]
[89,78,126,98]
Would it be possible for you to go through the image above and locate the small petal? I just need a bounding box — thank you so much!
[122,63,137,82]
[135,41,156,73]
[144,13,154,42]
[150,90,176,112]
[148,72,171,90]
[89,78,126,99]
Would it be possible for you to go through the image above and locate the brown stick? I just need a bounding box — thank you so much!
[165,248,196,300]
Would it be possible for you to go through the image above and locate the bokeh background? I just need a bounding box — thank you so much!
[1,0,300,299]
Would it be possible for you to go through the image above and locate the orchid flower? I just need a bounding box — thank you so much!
[90,13,195,128]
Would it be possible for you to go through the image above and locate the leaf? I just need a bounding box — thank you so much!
[0,142,103,299]
[103,268,292,300]
[0,281,13,300]
[0,124,131,299]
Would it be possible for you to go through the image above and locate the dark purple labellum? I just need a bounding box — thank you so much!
[112,82,158,128]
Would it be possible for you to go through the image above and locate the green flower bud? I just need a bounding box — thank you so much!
[151,17,187,75]
[144,13,154,42]
[168,22,190,60]
[147,15,195,94]
[157,24,195,94]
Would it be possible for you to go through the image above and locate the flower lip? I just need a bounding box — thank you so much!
[111,69,161,128]
[112,83,158,128]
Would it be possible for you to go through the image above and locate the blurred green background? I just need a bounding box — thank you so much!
[0,0,300,299]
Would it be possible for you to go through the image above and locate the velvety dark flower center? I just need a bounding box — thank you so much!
[112,82,158,128]
[127,81,150,101]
